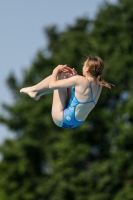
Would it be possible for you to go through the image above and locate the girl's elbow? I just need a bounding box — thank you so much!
[49,82,56,89]
[49,83,53,89]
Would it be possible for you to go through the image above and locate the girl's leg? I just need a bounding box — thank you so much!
[51,72,70,127]
[20,75,53,100]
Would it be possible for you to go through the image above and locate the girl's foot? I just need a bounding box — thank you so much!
[20,87,38,100]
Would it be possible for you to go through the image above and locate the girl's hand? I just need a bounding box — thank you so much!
[71,68,77,76]
[54,65,78,77]
[54,65,69,73]
[64,67,78,77]
[61,65,78,76]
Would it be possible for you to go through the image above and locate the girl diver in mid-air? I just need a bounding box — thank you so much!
[20,56,114,129]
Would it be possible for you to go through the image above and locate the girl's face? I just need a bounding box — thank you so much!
[82,61,88,76]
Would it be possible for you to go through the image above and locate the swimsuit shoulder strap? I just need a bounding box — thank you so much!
[88,78,100,103]
[88,78,93,99]
[93,84,100,101]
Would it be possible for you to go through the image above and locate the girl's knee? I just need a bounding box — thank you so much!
[57,71,67,80]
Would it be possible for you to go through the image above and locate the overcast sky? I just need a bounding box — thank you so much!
[0,0,117,144]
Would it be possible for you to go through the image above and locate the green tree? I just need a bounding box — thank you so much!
[0,0,133,199]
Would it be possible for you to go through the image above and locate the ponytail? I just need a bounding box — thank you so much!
[97,75,115,89]
[85,56,115,89]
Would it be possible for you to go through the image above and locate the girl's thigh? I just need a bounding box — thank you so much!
[51,72,68,127]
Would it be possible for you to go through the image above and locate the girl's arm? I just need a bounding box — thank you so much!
[49,65,79,89]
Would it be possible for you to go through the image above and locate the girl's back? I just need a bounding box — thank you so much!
[69,75,102,121]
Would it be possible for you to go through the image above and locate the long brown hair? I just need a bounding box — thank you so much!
[85,56,115,89]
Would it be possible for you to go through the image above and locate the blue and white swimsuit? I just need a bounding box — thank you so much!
[62,79,100,129]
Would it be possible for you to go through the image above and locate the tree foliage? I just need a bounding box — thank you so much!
[0,0,133,199]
